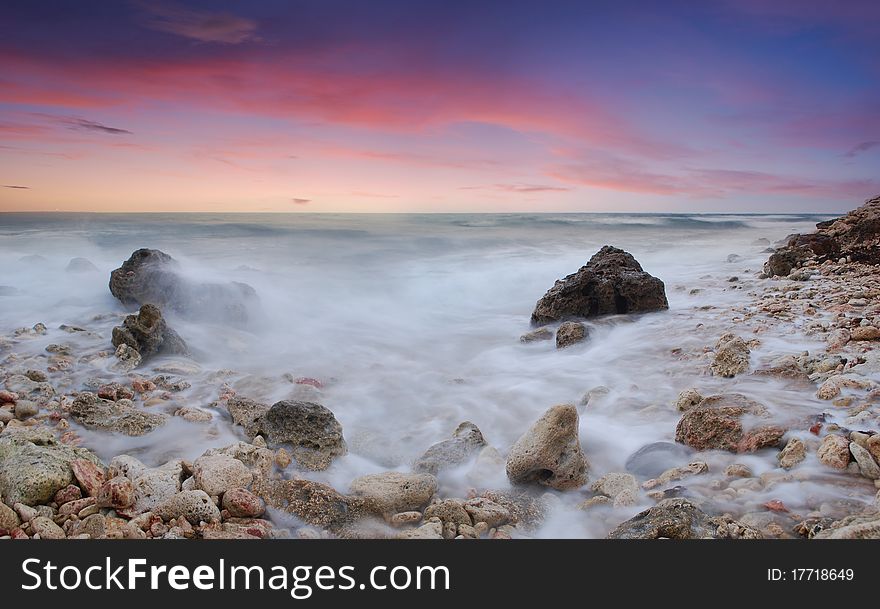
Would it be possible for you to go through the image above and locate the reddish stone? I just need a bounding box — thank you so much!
[10,528,29,539]
[97,477,135,509]
[54,484,83,506]
[98,383,134,401]
[221,488,266,518]
[294,377,324,389]
[763,500,788,513]
[58,497,97,517]
[809,423,822,435]
[0,390,17,404]
[736,426,786,453]
[71,459,106,497]
[131,379,156,394]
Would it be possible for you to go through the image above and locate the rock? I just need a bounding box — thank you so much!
[111,304,188,360]
[850,442,880,479]
[814,514,880,539]
[424,499,472,526]
[67,513,107,539]
[54,484,82,505]
[255,477,361,530]
[556,321,588,348]
[777,438,806,469]
[624,442,694,478]
[192,454,253,496]
[222,488,265,518]
[225,396,270,436]
[201,442,275,478]
[673,388,703,412]
[124,459,186,513]
[591,472,638,499]
[14,400,38,419]
[396,519,443,539]
[154,490,221,525]
[867,435,880,463]
[413,421,486,475]
[175,407,213,423]
[253,400,346,470]
[607,498,761,539]
[109,248,258,324]
[0,390,16,404]
[71,459,106,497]
[70,392,167,436]
[674,393,783,453]
[463,498,511,528]
[817,434,851,470]
[97,477,135,509]
[505,404,588,490]
[530,246,668,324]
[97,383,135,401]
[520,328,553,343]
[0,435,102,506]
[710,334,750,377]
[5,374,54,404]
[389,511,422,528]
[724,463,752,478]
[642,462,708,489]
[31,516,66,539]
[0,501,20,532]
[65,257,99,273]
[348,472,438,515]
[112,343,142,371]
[851,326,880,341]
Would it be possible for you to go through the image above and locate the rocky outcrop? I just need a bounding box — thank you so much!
[674,393,784,453]
[0,433,103,506]
[111,304,188,362]
[556,321,587,348]
[413,422,486,475]
[505,404,588,490]
[69,392,167,436]
[531,246,668,324]
[607,498,761,539]
[252,400,346,470]
[109,248,258,323]
[764,195,880,276]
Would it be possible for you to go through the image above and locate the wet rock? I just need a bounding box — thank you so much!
[424,499,472,526]
[607,498,761,539]
[253,400,346,470]
[531,246,668,324]
[506,404,588,490]
[777,438,806,469]
[97,476,135,509]
[413,421,486,475]
[111,304,188,360]
[109,248,259,324]
[225,396,269,436]
[122,458,186,514]
[255,477,361,530]
[349,472,438,515]
[674,393,783,453]
[851,326,880,341]
[396,519,443,540]
[389,511,422,528]
[71,459,106,497]
[31,516,66,539]
[556,321,588,348]
[624,442,694,478]
[70,392,167,436]
[724,463,752,478]
[66,257,99,273]
[643,461,709,490]
[97,383,135,401]
[222,488,265,518]
[674,388,703,412]
[0,501,20,532]
[814,514,880,539]
[710,334,750,377]
[192,454,253,496]
[463,497,511,528]
[867,435,880,463]
[175,406,213,423]
[112,343,142,372]
[520,327,553,343]
[850,442,880,479]
[14,400,38,419]
[0,435,102,506]
[5,374,54,404]
[154,490,221,525]
[201,442,275,478]
[817,434,851,470]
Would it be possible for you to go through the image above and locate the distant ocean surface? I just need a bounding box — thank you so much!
[0,212,839,536]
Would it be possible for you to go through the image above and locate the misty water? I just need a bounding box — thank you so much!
[5,212,872,537]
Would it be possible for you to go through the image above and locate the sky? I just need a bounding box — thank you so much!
[0,0,878,213]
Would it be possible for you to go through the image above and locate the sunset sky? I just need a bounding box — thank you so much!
[1,0,878,213]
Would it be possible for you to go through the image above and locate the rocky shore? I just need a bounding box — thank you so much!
[1,197,879,540]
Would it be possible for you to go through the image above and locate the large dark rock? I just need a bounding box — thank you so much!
[531,246,668,325]
[764,195,880,276]
[109,248,258,323]
[674,393,784,453]
[111,304,188,359]
[253,400,347,470]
